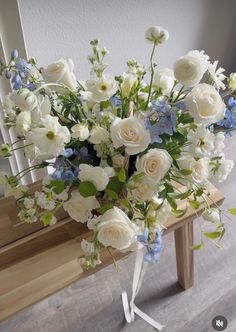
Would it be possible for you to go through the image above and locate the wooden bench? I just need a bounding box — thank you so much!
[0,182,224,321]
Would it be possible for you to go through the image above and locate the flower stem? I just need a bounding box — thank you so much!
[145,43,156,110]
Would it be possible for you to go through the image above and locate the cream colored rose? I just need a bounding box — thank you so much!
[153,68,175,94]
[86,74,118,102]
[88,126,110,144]
[16,111,31,136]
[136,148,172,182]
[9,89,38,112]
[63,191,100,223]
[110,117,151,155]
[121,73,137,98]
[71,124,90,141]
[78,164,110,191]
[128,174,158,202]
[178,155,209,184]
[41,58,77,90]
[185,83,226,125]
[97,207,137,250]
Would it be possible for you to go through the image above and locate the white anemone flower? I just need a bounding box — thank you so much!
[31,115,70,157]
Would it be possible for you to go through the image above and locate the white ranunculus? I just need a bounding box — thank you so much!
[30,115,70,157]
[41,58,77,90]
[212,158,234,183]
[153,68,175,95]
[97,207,137,250]
[145,26,169,44]
[110,117,151,155]
[86,74,118,102]
[31,94,51,124]
[136,148,172,182]
[185,83,226,125]
[187,124,215,158]
[214,132,225,154]
[15,111,31,136]
[78,164,110,191]
[202,208,220,223]
[121,73,137,98]
[178,155,209,184]
[228,72,236,91]
[174,51,209,87]
[128,175,158,202]
[88,126,110,144]
[63,191,100,223]
[9,89,38,112]
[71,124,90,141]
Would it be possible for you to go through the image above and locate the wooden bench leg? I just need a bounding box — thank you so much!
[174,221,194,290]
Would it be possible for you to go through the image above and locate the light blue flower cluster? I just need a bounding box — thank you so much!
[145,101,176,143]
[217,97,236,135]
[137,228,163,262]
[52,148,79,183]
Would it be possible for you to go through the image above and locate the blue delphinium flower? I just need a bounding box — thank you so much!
[15,59,31,78]
[61,170,76,183]
[216,97,236,135]
[61,148,75,158]
[145,101,176,143]
[11,74,22,90]
[110,95,122,107]
[137,228,163,262]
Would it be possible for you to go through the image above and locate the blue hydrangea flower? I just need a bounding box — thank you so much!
[145,101,176,143]
[61,170,76,183]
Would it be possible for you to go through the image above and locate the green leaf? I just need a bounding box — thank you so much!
[97,202,113,214]
[190,243,205,250]
[106,176,124,194]
[105,189,118,200]
[228,208,236,215]
[118,168,126,183]
[167,195,177,210]
[195,188,204,197]
[173,208,187,218]
[49,180,65,195]
[189,200,200,209]
[132,172,145,182]
[203,231,222,239]
[169,189,192,200]
[120,198,131,210]
[78,181,98,197]
[179,169,192,176]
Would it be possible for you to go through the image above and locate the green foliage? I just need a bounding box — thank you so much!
[228,208,236,215]
[189,200,200,209]
[118,167,126,183]
[132,172,145,182]
[78,181,98,197]
[179,169,192,176]
[105,189,119,200]
[203,231,222,239]
[106,176,124,194]
[97,202,114,214]
[190,243,205,250]
[48,179,65,195]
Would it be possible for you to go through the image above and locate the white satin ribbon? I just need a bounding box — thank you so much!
[121,247,165,330]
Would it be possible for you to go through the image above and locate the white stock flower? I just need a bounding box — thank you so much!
[97,207,137,250]
[214,132,225,154]
[18,208,37,223]
[202,208,220,223]
[212,158,234,183]
[187,125,215,157]
[153,68,175,94]
[30,115,70,157]
[41,58,77,90]
[185,83,226,125]
[121,73,137,98]
[71,124,90,141]
[136,148,172,182]
[88,126,110,144]
[35,191,56,211]
[23,197,35,209]
[128,175,158,202]
[178,155,209,184]
[174,50,209,87]
[145,26,169,44]
[15,111,31,136]
[208,61,226,90]
[86,74,118,102]
[110,117,151,155]
[9,89,38,112]
[78,164,110,191]
[63,190,100,223]
[81,239,95,255]
[228,73,236,91]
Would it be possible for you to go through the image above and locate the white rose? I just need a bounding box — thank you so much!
[121,73,137,98]
[178,155,209,184]
[63,191,100,223]
[228,72,236,91]
[145,26,169,44]
[202,208,220,223]
[9,89,38,112]
[110,117,151,155]
[16,111,31,136]
[86,74,118,102]
[153,68,175,94]
[78,164,110,191]
[136,148,172,182]
[71,124,90,141]
[88,126,110,144]
[174,51,208,87]
[97,207,137,250]
[128,175,158,202]
[185,83,226,125]
[212,158,234,183]
[41,58,77,90]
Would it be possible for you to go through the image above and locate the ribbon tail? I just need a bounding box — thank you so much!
[133,303,165,330]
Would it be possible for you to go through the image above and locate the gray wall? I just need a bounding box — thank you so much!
[18,0,236,79]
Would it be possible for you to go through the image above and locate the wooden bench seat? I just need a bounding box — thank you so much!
[0,182,224,321]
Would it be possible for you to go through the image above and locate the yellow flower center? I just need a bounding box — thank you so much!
[46,131,55,140]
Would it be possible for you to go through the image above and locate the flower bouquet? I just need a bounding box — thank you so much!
[0,26,236,271]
